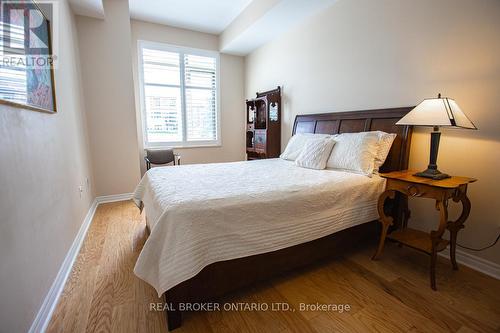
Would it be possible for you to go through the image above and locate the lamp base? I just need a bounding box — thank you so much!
[414,168,450,180]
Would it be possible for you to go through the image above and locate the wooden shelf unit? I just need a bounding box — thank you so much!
[246,87,281,160]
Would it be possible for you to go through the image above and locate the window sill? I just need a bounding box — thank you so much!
[145,142,222,150]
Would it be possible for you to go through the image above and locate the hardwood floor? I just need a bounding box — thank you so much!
[47,201,500,333]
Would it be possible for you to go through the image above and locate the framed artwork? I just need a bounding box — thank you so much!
[0,0,57,113]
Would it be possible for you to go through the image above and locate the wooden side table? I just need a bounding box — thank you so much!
[372,170,476,290]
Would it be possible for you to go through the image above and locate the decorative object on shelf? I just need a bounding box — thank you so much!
[248,102,255,122]
[0,1,57,113]
[245,87,281,160]
[396,94,476,180]
[269,102,279,122]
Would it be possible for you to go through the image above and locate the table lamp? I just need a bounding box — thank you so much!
[396,94,477,180]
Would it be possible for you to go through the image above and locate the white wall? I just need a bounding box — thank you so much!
[0,1,95,332]
[76,0,141,196]
[131,20,246,174]
[75,11,246,195]
[245,0,500,264]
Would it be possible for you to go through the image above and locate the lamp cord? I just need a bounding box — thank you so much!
[456,232,500,251]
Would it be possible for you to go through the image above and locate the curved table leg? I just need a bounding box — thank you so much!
[430,248,438,291]
[429,199,448,290]
[397,194,410,248]
[372,190,396,260]
[447,190,471,270]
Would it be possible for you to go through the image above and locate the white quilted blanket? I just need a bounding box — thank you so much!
[132,158,385,296]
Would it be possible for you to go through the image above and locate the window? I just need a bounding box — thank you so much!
[138,41,220,148]
[0,21,27,106]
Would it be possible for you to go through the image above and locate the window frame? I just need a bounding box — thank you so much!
[137,40,221,149]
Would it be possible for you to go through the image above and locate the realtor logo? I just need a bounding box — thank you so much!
[0,0,58,68]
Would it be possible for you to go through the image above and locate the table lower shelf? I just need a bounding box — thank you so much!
[387,228,449,254]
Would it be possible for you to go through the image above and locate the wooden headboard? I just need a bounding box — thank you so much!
[292,107,414,173]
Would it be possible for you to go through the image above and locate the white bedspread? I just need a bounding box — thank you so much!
[132,158,385,297]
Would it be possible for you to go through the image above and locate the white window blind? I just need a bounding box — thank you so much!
[139,42,220,148]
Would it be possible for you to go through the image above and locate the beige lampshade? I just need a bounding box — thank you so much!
[396,96,477,129]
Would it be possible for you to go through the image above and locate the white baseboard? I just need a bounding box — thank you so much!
[96,192,133,204]
[29,193,134,333]
[439,247,500,280]
[28,198,98,333]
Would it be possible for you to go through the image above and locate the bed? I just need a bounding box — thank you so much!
[133,107,413,330]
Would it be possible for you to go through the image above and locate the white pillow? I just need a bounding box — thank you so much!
[295,138,336,170]
[280,133,332,161]
[373,131,397,173]
[326,132,380,176]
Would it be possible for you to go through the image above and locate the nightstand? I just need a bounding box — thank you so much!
[372,170,477,290]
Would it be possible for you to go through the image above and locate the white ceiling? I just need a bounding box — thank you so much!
[70,0,338,55]
[221,0,338,55]
[128,0,253,34]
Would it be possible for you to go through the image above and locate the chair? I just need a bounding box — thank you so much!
[144,149,180,170]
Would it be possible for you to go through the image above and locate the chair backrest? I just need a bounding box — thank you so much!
[145,149,175,165]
